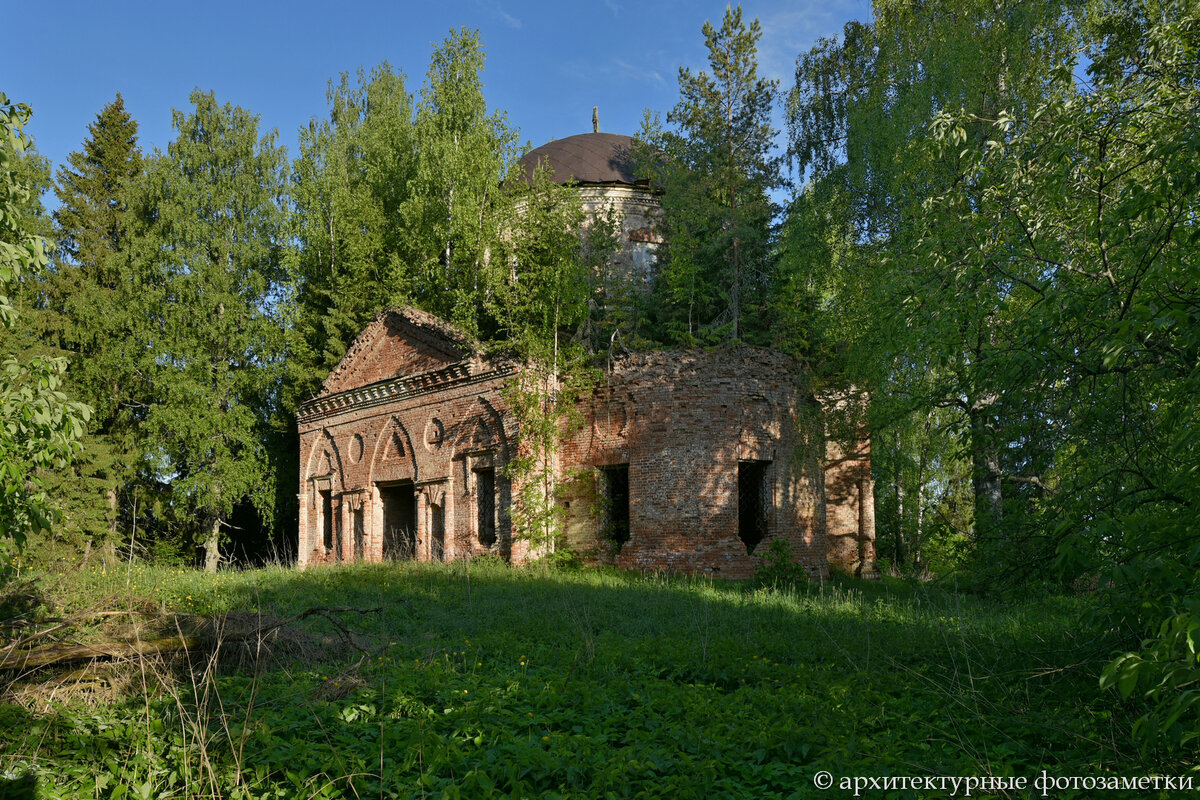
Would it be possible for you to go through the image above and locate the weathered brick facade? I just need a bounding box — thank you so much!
[296,308,523,567]
[296,130,875,578]
[296,308,876,578]
[558,347,826,578]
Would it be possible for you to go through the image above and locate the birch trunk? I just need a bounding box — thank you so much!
[204,515,221,573]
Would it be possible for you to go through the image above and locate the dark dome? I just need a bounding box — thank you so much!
[517,132,642,186]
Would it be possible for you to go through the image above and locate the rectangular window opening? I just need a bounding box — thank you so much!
[320,489,333,551]
[476,468,496,547]
[738,461,771,555]
[599,465,630,551]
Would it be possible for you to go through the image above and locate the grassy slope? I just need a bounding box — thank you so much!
[0,562,1153,798]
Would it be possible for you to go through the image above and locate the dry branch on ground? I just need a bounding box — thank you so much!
[0,605,386,677]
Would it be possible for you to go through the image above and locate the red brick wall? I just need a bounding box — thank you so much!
[297,315,876,580]
[823,431,876,576]
[322,310,469,396]
[821,392,877,576]
[559,345,831,579]
[298,359,520,567]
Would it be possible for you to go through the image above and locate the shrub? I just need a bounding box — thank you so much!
[754,539,807,586]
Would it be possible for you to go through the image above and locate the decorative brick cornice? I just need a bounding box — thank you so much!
[298,359,516,424]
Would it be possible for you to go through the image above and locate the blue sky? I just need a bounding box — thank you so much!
[9,0,872,190]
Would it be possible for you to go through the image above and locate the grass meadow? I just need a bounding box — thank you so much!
[0,561,1160,798]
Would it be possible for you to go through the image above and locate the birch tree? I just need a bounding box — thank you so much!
[0,95,88,552]
[403,27,519,337]
[784,0,1076,551]
[288,65,416,403]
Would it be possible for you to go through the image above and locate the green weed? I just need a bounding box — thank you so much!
[0,562,1156,798]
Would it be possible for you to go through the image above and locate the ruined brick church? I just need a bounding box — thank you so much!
[296,130,876,579]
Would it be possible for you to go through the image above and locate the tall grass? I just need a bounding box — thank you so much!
[0,561,1149,798]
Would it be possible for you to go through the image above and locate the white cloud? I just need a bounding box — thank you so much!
[491,2,522,29]
[560,55,668,87]
[612,58,666,86]
[755,0,871,84]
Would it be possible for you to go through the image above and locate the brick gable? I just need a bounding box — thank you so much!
[319,308,472,397]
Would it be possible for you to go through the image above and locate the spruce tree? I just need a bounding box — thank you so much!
[139,91,287,571]
[642,5,783,345]
[42,95,146,548]
[54,94,143,285]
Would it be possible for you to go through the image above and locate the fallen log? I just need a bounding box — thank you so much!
[0,605,387,673]
[0,635,200,671]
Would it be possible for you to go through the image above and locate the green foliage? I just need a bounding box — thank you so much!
[0,95,88,557]
[1102,611,1200,754]
[286,31,524,398]
[52,94,144,288]
[286,64,417,403]
[913,0,1200,755]
[753,539,808,586]
[533,545,585,572]
[489,168,614,556]
[135,90,288,571]
[403,27,520,337]
[285,30,521,395]
[2,562,1166,798]
[872,406,972,577]
[786,0,1078,558]
[498,365,573,555]
[638,6,783,345]
[32,94,148,553]
[488,172,608,357]
[788,0,1199,757]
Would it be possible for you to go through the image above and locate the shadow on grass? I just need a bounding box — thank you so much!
[4,562,1138,798]
[203,560,1082,673]
[0,774,36,800]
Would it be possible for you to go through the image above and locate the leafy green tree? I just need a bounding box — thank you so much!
[0,95,88,555]
[791,0,1199,755]
[137,90,288,572]
[785,0,1076,553]
[487,170,611,554]
[288,32,519,393]
[403,27,520,337]
[872,403,971,575]
[287,65,417,404]
[34,95,147,548]
[915,1,1199,754]
[640,5,783,345]
[488,172,614,360]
